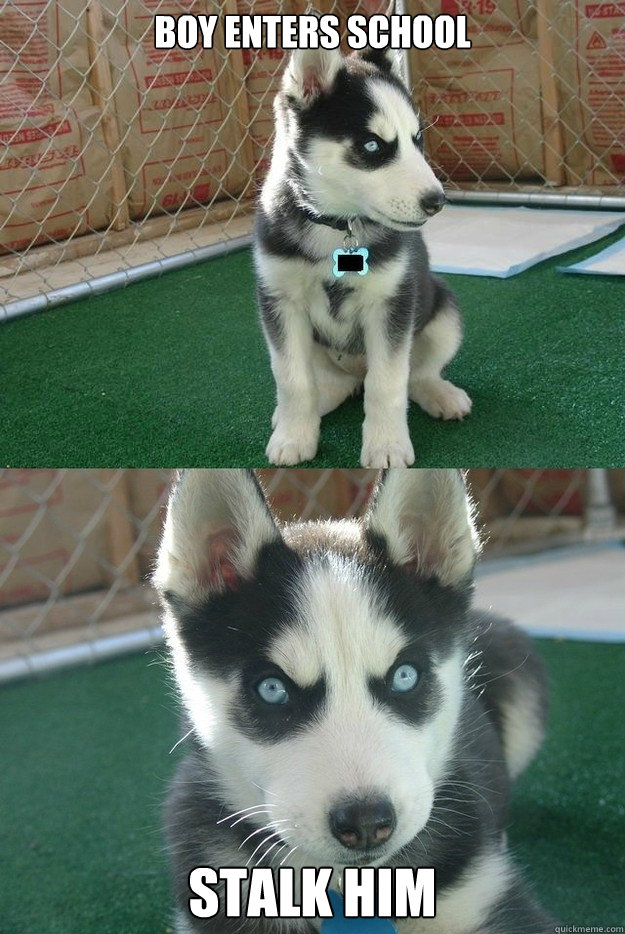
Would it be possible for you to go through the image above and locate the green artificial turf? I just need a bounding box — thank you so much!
[3,226,625,468]
[0,639,623,933]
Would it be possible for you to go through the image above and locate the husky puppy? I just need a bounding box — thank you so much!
[155,469,553,934]
[254,46,472,467]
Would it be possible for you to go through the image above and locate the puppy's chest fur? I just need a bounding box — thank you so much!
[259,242,411,355]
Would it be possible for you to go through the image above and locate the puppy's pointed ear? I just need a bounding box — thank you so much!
[351,0,401,78]
[355,47,402,79]
[154,470,280,603]
[283,47,342,104]
[365,470,480,588]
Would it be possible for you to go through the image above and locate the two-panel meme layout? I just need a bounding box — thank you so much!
[2,2,625,933]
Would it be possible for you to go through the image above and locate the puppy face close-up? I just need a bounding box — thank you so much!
[279,48,445,229]
[155,470,477,869]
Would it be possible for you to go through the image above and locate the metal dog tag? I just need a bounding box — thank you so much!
[321,889,397,933]
[332,247,369,278]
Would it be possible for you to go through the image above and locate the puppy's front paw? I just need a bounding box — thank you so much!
[266,422,319,465]
[410,378,472,421]
[360,427,415,467]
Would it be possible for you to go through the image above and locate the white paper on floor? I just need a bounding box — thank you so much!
[558,234,625,276]
[422,204,625,278]
[474,545,625,643]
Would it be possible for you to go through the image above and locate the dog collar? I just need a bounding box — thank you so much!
[302,209,358,232]
[322,889,397,932]
[301,211,371,277]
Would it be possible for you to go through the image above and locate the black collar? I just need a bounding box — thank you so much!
[301,208,360,232]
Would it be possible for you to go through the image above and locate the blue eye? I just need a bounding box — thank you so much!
[390,664,419,693]
[413,131,423,147]
[256,676,289,705]
[363,139,380,153]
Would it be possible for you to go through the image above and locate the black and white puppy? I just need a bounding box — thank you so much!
[155,469,553,933]
[254,46,472,467]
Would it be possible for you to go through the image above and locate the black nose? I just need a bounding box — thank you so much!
[329,797,396,850]
[420,190,446,216]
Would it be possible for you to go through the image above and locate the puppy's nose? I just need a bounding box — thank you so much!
[420,189,446,216]
[329,797,396,850]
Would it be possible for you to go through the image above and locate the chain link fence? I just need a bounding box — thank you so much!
[1,1,623,317]
[1,467,623,682]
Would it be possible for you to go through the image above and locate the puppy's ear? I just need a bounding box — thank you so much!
[283,47,342,104]
[365,469,480,588]
[351,0,401,78]
[154,470,279,603]
[355,47,402,79]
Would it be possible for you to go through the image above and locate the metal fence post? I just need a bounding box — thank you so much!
[585,469,618,534]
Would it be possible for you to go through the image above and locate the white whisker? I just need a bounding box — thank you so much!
[230,808,277,829]
[216,804,277,826]
[268,841,290,866]
[251,781,280,799]
[216,803,277,825]
[256,836,290,867]
[246,830,285,867]
[279,844,299,867]
[169,728,193,755]
[239,820,289,850]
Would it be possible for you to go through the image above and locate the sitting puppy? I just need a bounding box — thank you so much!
[155,469,553,933]
[254,45,472,466]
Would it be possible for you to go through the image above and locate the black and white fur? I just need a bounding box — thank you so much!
[155,469,553,934]
[254,46,472,467]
